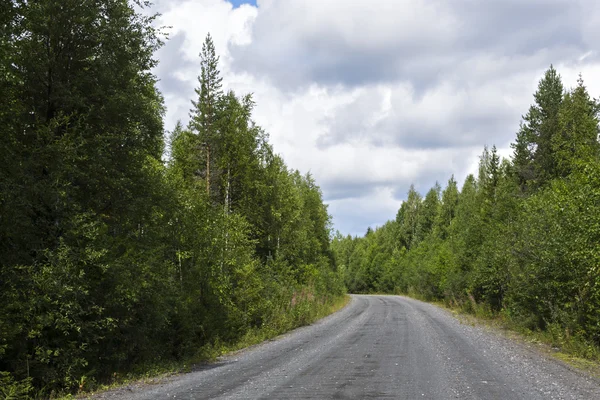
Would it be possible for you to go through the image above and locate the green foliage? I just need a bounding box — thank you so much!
[0,371,32,400]
[190,33,223,138]
[333,66,600,354]
[395,185,421,250]
[553,76,600,177]
[507,159,600,341]
[416,183,440,243]
[0,3,342,395]
[434,176,459,240]
[512,65,564,189]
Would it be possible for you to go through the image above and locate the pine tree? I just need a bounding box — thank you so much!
[190,33,224,197]
[190,33,223,135]
[553,75,600,177]
[512,65,564,190]
[479,145,501,218]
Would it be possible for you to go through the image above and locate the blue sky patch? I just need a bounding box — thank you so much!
[229,0,257,8]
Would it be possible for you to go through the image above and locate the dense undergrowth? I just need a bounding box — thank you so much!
[63,294,349,399]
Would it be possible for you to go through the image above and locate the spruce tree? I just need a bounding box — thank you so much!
[190,33,224,197]
[190,33,223,135]
[479,145,501,218]
[553,75,600,177]
[512,65,564,189]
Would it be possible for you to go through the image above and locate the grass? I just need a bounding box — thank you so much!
[69,294,351,399]
[218,294,351,356]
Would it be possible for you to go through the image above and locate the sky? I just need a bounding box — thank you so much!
[151,0,600,237]
[228,0,256,7]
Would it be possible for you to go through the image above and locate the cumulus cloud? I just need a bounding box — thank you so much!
[230,0,459,90]
[316,79,528,151]
[152,0,600,235]
[230,0,587,91]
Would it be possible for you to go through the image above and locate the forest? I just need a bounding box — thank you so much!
[0,1,343,397]
[3,0,600,398]
[333,65,600,355]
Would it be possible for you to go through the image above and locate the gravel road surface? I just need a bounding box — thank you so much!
[94,295,600,399]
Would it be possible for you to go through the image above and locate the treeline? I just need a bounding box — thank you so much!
[0,1,342,397]
[333,66,600,349]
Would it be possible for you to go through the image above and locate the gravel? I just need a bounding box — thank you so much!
[90,295,600,399]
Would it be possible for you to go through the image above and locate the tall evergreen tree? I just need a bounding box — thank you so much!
[478,145,501,219]
[512,65,563,190]
[190,33,223,135]
[190,33,224,197]
[553,75,600,177]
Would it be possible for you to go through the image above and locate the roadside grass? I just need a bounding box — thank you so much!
[68,294,350,399]
[212,294,351,358]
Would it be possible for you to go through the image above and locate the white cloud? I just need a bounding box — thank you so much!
[153,0,600,236]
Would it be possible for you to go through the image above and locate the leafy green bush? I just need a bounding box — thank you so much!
[0,372,32,400]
